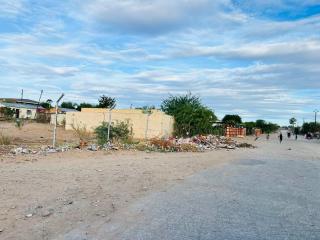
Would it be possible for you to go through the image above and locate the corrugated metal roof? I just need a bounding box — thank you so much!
[0,98,39,105]
[0,102,44,110]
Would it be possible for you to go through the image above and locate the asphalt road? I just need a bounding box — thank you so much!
[104,140,320,240]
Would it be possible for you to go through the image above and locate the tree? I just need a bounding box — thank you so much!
[41,99,52,110]
[98,95,116,109]
[222,115,242,126]
[255,119,279,133]
[289,117,297,128]
[161,93,217,137]
[61,101,76,109]
[244,122,256,135]
[76,103,96,111]
[301,122,320,134]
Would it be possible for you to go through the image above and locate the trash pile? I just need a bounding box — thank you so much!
[143,135,255,152]
[8,135,255,155]
[10,145,73,155]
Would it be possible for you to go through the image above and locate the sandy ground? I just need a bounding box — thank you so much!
[1,123,318,240]
[0,121,79,147]
[0,147,253,240]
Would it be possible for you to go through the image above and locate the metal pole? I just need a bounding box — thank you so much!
[314,110,319,125]
[145,113,150,140]
[53,93,64,148]
[107,108,112,142]
[35,90,43,119]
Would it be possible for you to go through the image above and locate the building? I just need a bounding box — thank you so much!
[0,98,44,119]
[65,108,174,139]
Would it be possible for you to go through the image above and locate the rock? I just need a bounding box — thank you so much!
[41,209,54,217]
[0,228,3,233]
[88,144,98,151]
[47,149,57,154]
[25,213,33,218]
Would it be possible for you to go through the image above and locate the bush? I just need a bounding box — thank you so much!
[71,124,92,147]
[0,134,11,145]
[0,107,15,120]
[95,121,131,145]
[15,119,24,129]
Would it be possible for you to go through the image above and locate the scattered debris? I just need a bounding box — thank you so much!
[8,135,255,155]
[41,209,54,218]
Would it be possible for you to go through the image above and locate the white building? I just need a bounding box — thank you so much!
[0,98,44,119]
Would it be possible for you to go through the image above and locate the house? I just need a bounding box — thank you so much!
[0,98,44,119]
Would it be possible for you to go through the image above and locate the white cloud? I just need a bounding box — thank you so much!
[0,0,25,17]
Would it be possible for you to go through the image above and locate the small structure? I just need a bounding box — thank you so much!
[0,98,44,119]
[225,127,246,138]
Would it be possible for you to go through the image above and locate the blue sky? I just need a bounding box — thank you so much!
[0,0,320,125]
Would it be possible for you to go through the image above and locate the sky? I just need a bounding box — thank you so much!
[0,0,320,125]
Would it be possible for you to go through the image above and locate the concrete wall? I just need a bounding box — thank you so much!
[50,113,66,126]
[65,109,174,139]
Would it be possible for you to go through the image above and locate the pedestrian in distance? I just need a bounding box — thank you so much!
[279,133,283,144]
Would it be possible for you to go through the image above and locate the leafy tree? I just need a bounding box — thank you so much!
[76,103,96,111]
[61,101,76,109]
[289,117,297,127]
[301,122,320,134]
[98,95,116,109]
[222,115,242,126]
[161,93,217,137]
[40,100,52,110]
[244,122,256,135]
[255,119,279,133]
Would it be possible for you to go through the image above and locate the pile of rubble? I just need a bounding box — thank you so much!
[10,145,72,155]
[146,135,255,152]
[8,135,255,155]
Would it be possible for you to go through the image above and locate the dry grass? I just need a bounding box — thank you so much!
[0,134,11,145]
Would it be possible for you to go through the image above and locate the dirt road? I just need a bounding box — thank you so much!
[1,135,318,240]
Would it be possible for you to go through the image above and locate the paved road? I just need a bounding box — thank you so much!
[101,140,320,240]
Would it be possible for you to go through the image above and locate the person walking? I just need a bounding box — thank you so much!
[279,133,283,144]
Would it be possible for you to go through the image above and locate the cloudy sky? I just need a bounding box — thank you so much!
[0,0,320,124]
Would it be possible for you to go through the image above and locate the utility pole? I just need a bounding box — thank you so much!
[314,110,319,125]
[107,105,116,142]
[53,93,64,148]
[35,90,43,119]
[21,89,24,101]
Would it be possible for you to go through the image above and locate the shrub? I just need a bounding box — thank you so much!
[0,107,15,120]
[95,121,131,145]
[71,124,92,145]
[15,119,24,129]
[0,134,11,145]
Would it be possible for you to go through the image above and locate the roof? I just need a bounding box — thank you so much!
[0,102,44,110]
[0,98,39,105]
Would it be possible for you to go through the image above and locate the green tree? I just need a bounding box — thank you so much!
[76,103,96,111]
[161,93,217,137]
[244,122,256,135]
[61,101,76,109]
[222,115,242,126]
[289,117,297,128]
[98,95,116,109]
[40,99,52,110]
[301,122,320,134]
